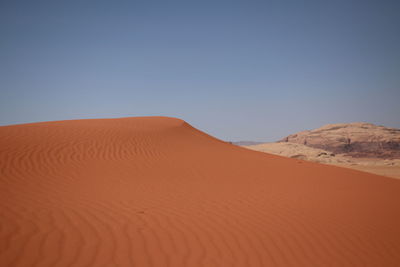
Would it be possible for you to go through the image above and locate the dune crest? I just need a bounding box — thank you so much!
[1,117,400,266]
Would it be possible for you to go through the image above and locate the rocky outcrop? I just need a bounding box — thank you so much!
[279,123,400,159]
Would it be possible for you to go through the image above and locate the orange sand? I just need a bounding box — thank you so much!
[1,117,400,266]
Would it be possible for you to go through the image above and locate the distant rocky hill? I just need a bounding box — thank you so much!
[279,123,400,159]
[244,123,400,178]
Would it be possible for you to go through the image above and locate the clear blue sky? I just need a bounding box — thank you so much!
[1,0,399,141]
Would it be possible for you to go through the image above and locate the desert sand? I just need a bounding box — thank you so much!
[1,117,400,266]
[245,142,400,179]
[337,159,400,179]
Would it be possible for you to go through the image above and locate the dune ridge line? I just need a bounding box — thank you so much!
[1,116,400,266]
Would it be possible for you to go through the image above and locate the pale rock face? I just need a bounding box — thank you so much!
[280,123,400,158]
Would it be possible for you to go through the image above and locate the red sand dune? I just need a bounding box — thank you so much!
[1,117,400,267]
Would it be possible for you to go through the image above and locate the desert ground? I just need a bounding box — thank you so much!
[245,142,400,179]
[1,117,400,266]
[339,160,400,179]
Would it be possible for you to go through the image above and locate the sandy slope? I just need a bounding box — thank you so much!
[1,117,400,267]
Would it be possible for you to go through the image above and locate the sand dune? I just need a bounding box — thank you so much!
[1,117,400,266]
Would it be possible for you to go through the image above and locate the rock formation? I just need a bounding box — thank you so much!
[280,122,400,159]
